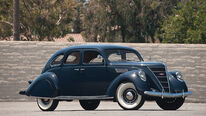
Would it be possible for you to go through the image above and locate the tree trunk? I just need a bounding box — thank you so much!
[121,26,126,42]
[13,0,20,41]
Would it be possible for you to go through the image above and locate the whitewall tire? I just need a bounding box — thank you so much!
[116,82,145,110]
[37,98,59,111]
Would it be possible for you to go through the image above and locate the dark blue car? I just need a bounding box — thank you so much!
[20,44,192,111]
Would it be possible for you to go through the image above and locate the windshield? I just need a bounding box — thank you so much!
[105,49,141,63]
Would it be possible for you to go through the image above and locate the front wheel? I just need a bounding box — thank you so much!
[116,82,145,110]
[79,100,100,110]
[37,98,59,111]
[156,97,185,110]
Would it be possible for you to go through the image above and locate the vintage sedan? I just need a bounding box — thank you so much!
[19,44,192,111]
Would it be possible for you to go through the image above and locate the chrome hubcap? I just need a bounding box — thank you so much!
[41,99,51,105]
[123,88,137,103]
[126,91,134,100]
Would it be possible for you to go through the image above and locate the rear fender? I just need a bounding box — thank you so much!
[106,70,148,97]
[25,72,59,97]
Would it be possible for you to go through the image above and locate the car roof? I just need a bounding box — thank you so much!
[47,44,143,67]
[58,44,136,54]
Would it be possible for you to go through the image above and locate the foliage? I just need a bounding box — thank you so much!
[72,0,85,33]
[81,0,179,42]
[0,0,13,39]
[21,0,77,41]
[0,0,77,41]
[1,0,205,43]
[67,36,74,42]
[81,0,112,42]
[160,0,206,43]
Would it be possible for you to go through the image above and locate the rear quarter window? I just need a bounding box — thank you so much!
[51,54,64,66]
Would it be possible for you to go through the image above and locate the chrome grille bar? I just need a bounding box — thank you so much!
[149,67,170,92]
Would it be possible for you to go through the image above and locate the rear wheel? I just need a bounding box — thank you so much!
[156,97,185,110]
[116,82,145,110]
[79,100,100,110]
[37,98,59,111]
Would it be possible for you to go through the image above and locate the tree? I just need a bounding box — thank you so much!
[160,0,206,43]
[13,0,20,40]
[0,0,13,40]
[143,0,179,43]
[82,0,180,43]
[0,0,77,41]
[82,0,113,42]
[20,0,77,41]
[72,0,85,33]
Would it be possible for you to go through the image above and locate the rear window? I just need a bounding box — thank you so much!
[51,54,64,66]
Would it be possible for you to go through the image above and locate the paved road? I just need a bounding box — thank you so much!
[0,101,205,116]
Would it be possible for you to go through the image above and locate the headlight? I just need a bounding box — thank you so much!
[176,71,183,81]
[138,70,146,81]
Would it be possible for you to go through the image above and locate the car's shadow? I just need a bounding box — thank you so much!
[48,109,190,112]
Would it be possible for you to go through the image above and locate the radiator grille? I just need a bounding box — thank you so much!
[149,67,169,92]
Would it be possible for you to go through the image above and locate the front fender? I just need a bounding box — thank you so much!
[106,70,148,97]
[168,71,188,92]
[25,72,59,97]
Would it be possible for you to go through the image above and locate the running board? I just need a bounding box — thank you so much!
[31,95,114,100]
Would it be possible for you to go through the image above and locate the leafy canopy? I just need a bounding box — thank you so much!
[21,0,77,41]
[160,0,206,43]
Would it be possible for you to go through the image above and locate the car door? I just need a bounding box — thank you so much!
[80,49,113,96]
[60,50,82,96]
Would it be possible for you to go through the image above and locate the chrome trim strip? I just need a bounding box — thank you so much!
[144,91,192,98]
[29,95,114,100]
[163,63,171,93]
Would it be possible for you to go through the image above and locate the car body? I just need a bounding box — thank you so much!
[20,44,192,111]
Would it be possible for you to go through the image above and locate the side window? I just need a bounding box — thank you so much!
[51,54,64,66]
[65,51,80,64]
[126,52,140,62]
[108,53,122,62]
[83,51,104,64]
[105,49,141,62]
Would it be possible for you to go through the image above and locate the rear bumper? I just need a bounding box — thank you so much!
[144,91,192,98]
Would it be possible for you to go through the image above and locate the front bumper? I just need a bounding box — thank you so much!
[144,91,192,98]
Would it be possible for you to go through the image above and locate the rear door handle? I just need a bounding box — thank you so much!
[80,68,85,71]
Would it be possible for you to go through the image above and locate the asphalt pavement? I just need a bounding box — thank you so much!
[0,101,205,116]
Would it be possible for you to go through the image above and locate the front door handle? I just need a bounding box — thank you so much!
[74,68,80,71]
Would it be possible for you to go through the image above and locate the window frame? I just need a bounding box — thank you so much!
[104,49,142,63]
[50,54,64,67]
[64,51,81,65]
[82,49,105,66]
